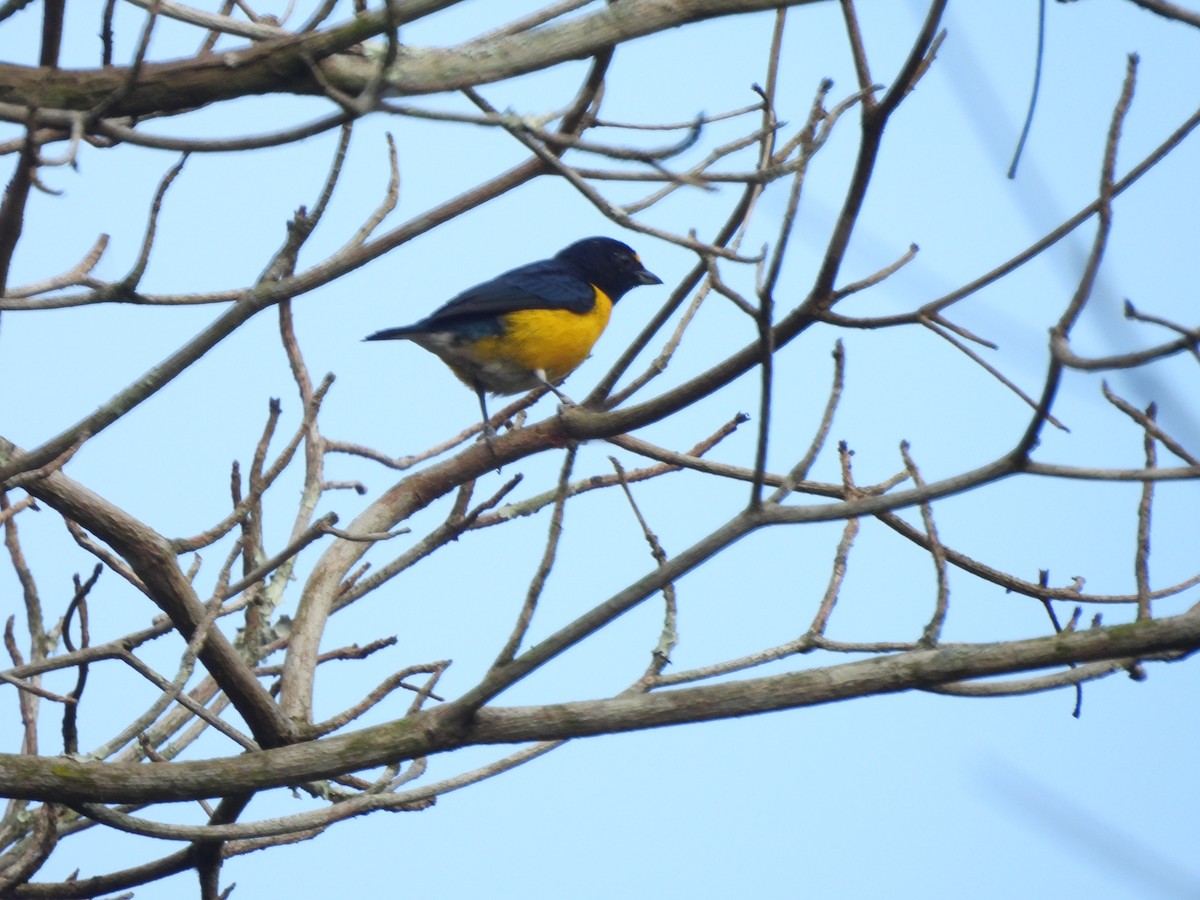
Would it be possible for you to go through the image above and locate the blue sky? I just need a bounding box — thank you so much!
[2,1,1199,897]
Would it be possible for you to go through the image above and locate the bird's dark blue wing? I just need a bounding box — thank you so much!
[418,258,596,326]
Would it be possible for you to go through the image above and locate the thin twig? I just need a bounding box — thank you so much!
[771,340,845,501]
[806,442,860,636]
[491,447,578,668]
[1135,405,1156,622]
[610,458,678,681]
[900,443,950,646]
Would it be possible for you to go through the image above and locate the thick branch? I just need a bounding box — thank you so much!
[0,0,825,119]
[0,610,1197,804]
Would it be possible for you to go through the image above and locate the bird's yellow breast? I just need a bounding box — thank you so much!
[471,288,614,384]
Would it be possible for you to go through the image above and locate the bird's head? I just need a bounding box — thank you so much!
[556,237,662,301]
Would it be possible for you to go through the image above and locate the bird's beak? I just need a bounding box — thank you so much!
[636,267,663,286]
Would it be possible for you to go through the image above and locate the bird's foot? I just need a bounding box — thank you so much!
[534,370,575,408]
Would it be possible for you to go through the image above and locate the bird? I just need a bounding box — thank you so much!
[365,236,662,435]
